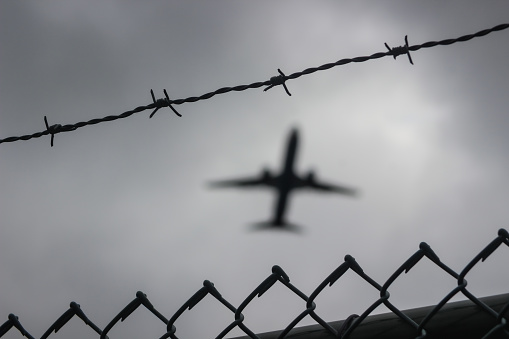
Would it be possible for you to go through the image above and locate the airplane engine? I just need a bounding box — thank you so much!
[262,168,272,180]
[306,170,315,183]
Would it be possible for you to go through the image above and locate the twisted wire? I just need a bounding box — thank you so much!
[0,23,508,146]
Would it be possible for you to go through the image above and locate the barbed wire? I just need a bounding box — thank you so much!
[1,23,508,147]
[1,228,508,339]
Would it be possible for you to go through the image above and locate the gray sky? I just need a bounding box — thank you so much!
[1,2,509,339]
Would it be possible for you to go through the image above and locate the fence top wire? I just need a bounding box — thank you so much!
[0,23,508,147]
[1,228,508,339]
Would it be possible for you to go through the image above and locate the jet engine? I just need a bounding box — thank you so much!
[306,170,316,183]
[262,168,272,181]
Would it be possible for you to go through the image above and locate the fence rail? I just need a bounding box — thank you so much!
[235,293,509,339]
[2,228,508,339]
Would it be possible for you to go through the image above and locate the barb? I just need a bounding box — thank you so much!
[385,35,413,64]
[264,69,291,96]
[1,23,508,146]
[150,89,182,118]
[44,116,60,147]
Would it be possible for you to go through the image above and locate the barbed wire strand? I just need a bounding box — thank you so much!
[1,228,508,339]
[0,23,508,146]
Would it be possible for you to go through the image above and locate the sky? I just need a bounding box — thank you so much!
[1,2,509,339]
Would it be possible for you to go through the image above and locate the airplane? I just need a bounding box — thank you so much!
[209,128,358,231]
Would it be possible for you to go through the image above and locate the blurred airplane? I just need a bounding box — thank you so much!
[209,128,357,230]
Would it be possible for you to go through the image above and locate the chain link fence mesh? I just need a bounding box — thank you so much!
[2,228,508,339]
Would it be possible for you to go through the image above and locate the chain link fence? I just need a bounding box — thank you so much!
[2,228,508,339]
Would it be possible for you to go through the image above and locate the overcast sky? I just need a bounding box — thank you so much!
[1,2,509,339]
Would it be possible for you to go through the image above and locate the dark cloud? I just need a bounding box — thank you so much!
[1,3,509,339]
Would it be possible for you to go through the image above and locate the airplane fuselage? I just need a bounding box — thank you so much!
[271,129,299,225]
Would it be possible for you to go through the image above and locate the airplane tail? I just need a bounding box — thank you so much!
[250,220,302,234]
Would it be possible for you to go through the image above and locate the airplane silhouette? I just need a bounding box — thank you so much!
[209,128,357,230]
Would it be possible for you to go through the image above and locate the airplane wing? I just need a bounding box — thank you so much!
[307,181,357,196]
[209,169,275,188]
[209,177,270,187]
[297,171,358,196]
